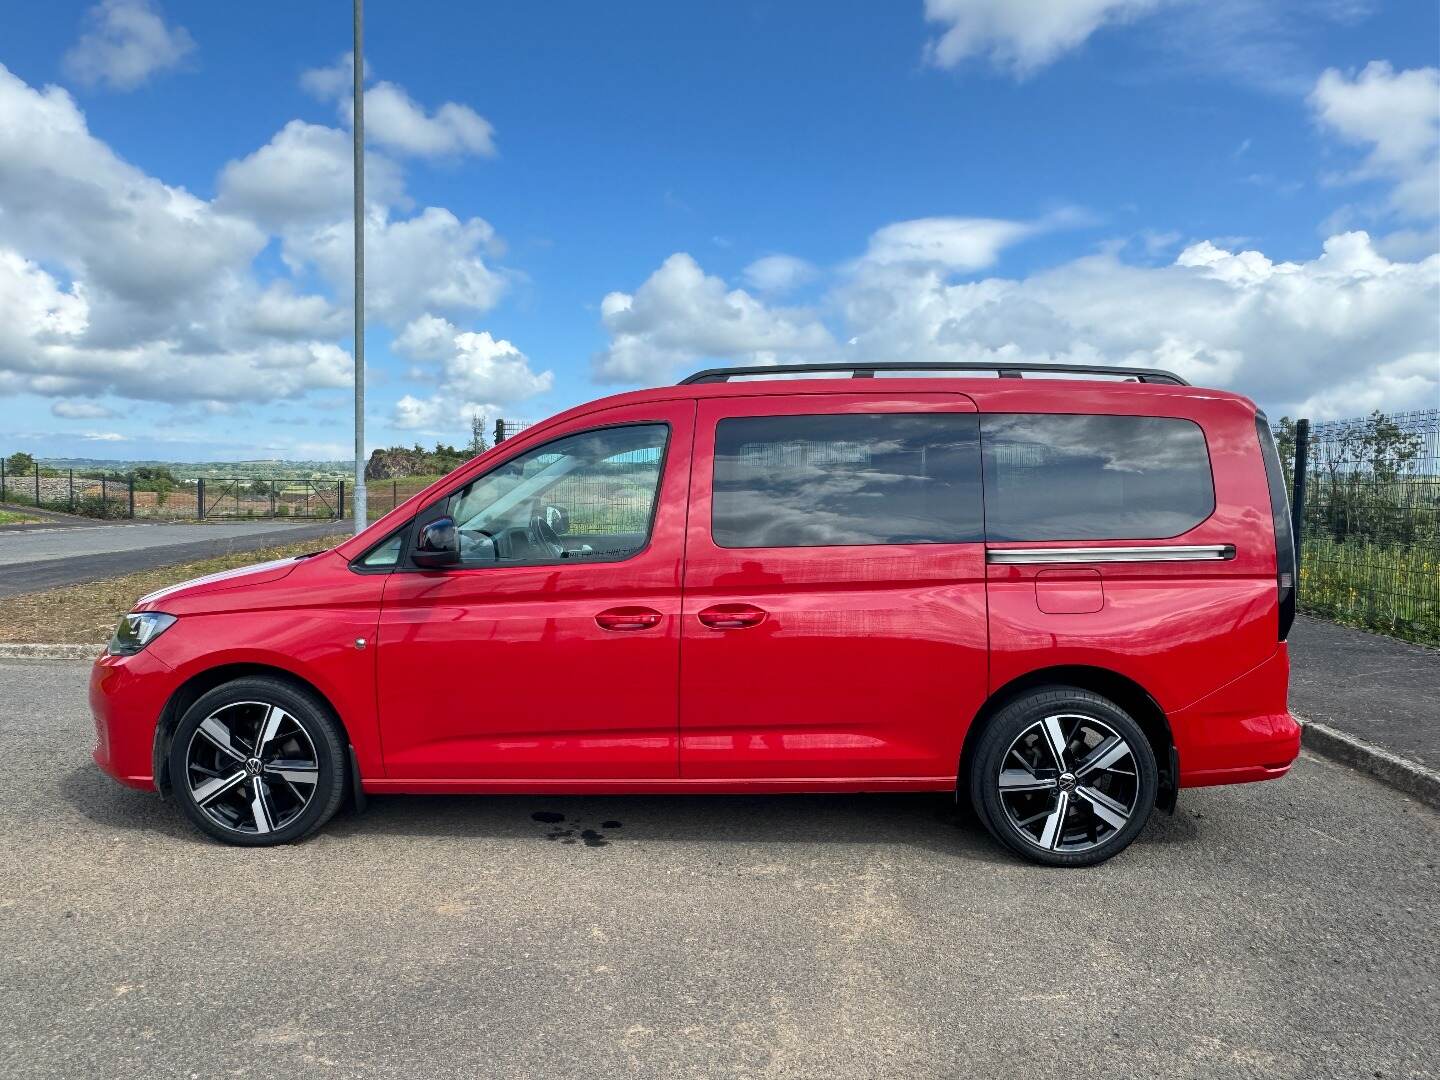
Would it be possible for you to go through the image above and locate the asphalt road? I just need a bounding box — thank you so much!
[1289,616,1439,770]
[1,660,1436,1080]
[0,520,346,597]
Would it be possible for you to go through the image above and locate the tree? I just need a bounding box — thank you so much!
[468,412,489,455]
[4,451,35,475]
[1274,416,1297,491]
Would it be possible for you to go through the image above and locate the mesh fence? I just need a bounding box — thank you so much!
[1279,408,1440,645]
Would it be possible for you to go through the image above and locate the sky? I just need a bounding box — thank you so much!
[0,0,1437,463]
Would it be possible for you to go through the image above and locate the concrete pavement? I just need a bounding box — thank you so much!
[1,659,1436,1080]
[1289,616,1439,771]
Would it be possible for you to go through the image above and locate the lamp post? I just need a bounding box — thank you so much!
[351,0,367,534]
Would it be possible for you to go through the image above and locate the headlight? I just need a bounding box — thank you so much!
[108,612,177,656]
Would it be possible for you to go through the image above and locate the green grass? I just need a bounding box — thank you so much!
[1299,537,1440,645]
[0,509,42,525]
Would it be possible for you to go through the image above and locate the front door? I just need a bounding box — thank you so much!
[376,401,694,780]
[679,392,989,784]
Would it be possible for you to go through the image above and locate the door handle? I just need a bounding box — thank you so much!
[697,604,767,630]
[595,607,663,632]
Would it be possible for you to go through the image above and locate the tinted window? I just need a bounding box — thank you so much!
[712,413,983,548]
[981,414,1214,541]
[446,424,667,566]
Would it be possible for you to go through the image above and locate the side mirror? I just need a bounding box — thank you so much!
[412,516,460,568]
[544,504,570,535]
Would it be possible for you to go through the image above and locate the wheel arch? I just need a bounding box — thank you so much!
[151,662,354,798]
[961,666,1178,811]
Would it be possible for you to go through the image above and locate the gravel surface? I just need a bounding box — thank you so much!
[1,659,1437,1080]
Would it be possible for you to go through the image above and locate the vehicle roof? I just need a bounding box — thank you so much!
[538,375,1258,428]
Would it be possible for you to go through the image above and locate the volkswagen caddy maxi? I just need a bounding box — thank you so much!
[90,363,1301,866]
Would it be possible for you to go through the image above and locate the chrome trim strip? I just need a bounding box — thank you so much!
[986,544,1235,564]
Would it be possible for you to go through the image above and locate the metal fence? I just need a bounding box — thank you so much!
[1280,408,1440,645]
[0,464,346,522]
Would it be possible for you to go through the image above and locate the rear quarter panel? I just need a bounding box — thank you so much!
[978,385,1280,716]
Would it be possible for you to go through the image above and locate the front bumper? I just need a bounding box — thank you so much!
[89,648,176,791]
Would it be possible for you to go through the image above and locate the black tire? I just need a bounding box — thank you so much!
[168,676,347,847]
[969,686,1157,868]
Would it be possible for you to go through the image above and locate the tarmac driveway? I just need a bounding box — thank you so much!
[0,659,1436,1080]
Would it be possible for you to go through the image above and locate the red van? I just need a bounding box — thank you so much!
[90,363,1301,865]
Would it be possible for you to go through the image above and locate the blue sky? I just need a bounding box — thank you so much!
[0,0,1436,462]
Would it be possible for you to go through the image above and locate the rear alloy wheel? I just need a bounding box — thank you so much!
[971,688,1157,867]
[169,677,346,846]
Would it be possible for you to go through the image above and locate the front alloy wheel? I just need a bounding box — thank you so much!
[185,702,320,836]
[169,676,346,846]
[972,688,1158,867]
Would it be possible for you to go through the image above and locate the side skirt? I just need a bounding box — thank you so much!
[361,775,958,796]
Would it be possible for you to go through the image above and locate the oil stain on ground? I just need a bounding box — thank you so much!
[530,811,622,847]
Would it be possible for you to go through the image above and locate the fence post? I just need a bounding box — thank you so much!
[197,478,205,520]
[392,479,397,512]
[68,469,74,512]
[1,457,5,501]
[101,475,107,513]
[1290,418,1310,589]
[338,480,346,522]
[34,468,41,508]
[128,474,135,519]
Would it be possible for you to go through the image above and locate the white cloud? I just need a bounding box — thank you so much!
[742,254,818,294]
[287,206,508,325]
[216,120,406,229]
[923,0,1166,77]
[363,82,497,159]
[838,229,1439,417]
[862,216,1044,270]
[0,64,349,405]
[593,253,834,383]
[62,0,195,91]
[595,230,1437,418]
[302,55,497,160]
[51,400,119,419]
[1310,61,1440,220]
[243,283,345,340]
[391,317,551,431]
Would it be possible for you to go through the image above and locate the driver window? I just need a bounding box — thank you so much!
[446,423,668,566]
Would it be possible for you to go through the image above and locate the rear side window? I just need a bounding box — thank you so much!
[981,414,1214,541]
[712,413,983,548]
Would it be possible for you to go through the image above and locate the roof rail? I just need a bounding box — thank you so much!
[679,361,1189,386]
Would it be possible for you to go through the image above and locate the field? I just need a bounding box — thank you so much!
[1299,537,1439,645]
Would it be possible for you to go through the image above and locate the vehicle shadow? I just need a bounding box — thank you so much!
[59,765,1199,861]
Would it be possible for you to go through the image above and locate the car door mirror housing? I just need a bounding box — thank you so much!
[413,516,460,568]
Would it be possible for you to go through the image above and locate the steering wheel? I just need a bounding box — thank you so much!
[528,513,565,559]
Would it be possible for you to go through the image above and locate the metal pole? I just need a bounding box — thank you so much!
[351,0,367,535]
[128,474,135,519]
[68,469,74,512]
[1290,418,1310,586]
[197,478,205,520]
[34,467,40,507]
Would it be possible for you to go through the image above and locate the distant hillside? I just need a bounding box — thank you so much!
[38,457,355,480]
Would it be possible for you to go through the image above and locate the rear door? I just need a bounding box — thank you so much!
[678,392,987,783]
